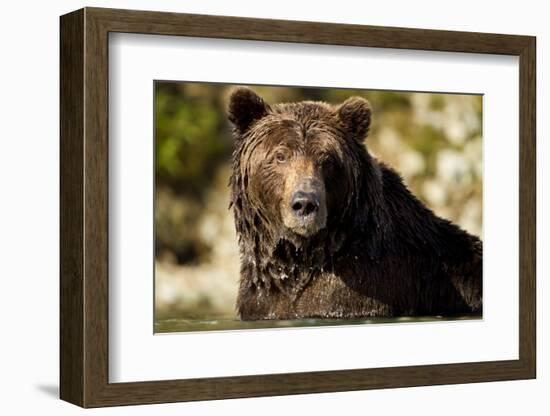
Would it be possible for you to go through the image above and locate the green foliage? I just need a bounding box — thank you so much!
[155,83,232,197]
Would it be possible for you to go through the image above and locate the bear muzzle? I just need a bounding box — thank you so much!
[282,178,327,237]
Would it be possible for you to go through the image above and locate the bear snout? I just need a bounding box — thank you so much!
[291,190,320,217]
[282,178,327,237]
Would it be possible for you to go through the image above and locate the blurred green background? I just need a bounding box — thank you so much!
[154,82,482,330]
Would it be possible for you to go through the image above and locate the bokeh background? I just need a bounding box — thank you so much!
[154,82,482,331]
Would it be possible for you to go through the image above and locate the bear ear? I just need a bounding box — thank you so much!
[228,87,271,134]
[337,96,372,142]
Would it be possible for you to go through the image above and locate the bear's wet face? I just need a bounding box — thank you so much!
[247,126,333,239]
[228,87,371,247]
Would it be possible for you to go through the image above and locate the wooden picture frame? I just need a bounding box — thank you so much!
[60,7,536,408]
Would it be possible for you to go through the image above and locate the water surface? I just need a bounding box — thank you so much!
[155,314,481,333]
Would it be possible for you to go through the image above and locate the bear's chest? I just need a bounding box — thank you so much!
[238,271,395,320]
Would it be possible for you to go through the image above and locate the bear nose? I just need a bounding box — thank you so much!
[291,191,320,217]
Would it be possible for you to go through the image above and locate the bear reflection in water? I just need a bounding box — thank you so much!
[227,87,482,321]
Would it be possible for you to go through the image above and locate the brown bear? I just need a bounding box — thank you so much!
[228,87,482,321]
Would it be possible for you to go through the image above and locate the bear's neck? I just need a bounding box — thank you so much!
[233,200,379,295]
[235,222,344,293]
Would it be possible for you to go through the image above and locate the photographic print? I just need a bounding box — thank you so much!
[154,82,483,333]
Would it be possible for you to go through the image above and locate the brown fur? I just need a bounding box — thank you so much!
[228,87,482,320]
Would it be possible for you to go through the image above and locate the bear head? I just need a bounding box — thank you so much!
[228,87,386,283]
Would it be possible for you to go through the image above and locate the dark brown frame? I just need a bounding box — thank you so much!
[60,7,536,408]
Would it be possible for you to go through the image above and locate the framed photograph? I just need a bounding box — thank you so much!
[60,7,536,407]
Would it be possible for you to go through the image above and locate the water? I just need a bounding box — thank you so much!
[154,314,481,334]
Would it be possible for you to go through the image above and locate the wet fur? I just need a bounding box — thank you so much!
[228,88,482,320]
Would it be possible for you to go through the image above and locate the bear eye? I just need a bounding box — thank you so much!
[322,156,336,170]
[275,151,287,163]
